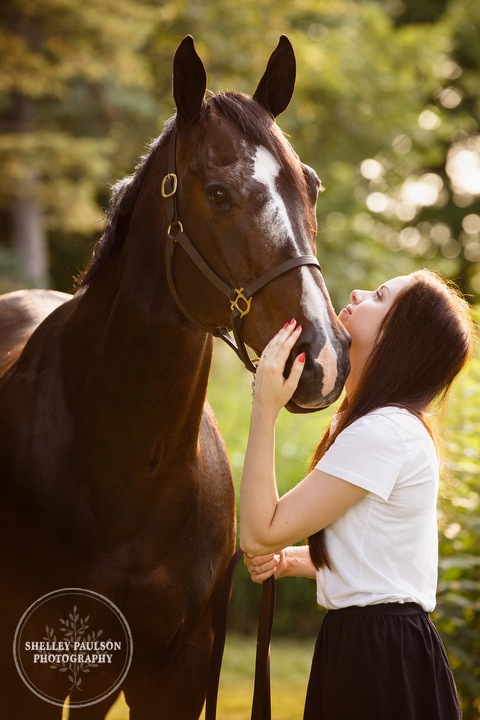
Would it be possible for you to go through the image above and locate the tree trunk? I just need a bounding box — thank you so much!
[10,193,49,289]
[9,93,49,288]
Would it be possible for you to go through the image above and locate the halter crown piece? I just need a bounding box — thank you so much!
[162,129,322,374]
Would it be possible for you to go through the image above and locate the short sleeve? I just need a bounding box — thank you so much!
[315,414,409,501]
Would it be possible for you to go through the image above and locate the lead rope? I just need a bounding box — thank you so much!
[205,549,276,720]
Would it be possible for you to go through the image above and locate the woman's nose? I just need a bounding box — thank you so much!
[351,289,370,304]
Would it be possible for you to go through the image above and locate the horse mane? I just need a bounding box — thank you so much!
[78,92,310,288]
[77,116,176,288]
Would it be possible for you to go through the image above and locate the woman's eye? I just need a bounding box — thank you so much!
[208,187,228,205]
[375,290,382,300]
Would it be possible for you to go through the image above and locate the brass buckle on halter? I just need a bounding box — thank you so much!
[230,288,252,318]
[161,173,178,198]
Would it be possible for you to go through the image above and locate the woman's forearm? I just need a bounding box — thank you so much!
[239,321,307,556]
[239,403,280,555]
[281,545,317,579]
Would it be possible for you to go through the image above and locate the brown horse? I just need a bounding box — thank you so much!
[0,36,350,719]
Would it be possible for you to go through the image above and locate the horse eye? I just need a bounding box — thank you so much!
[208,186,229,206]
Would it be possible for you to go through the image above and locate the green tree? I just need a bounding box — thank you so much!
[0,0,166,290]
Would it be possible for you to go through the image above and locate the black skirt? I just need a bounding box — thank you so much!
[303,603,462,720]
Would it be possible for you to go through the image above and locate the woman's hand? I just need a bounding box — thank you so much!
[252,319,305,418]
[244,551,287,584]
[244,546,318,581]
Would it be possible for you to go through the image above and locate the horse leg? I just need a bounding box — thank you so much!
[0,695,63,720]
[0,674,63,720]
[123,619,214,720]
[1,699,63,720]
[0,648,64,720]
[66,690,121,719]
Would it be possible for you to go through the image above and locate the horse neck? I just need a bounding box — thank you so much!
[64,177,213,455]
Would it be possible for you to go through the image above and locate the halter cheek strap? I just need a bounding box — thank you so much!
[162,129,322,374]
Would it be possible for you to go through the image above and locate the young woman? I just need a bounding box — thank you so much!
[240,269,474,720]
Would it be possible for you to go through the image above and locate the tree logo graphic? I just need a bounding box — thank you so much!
[13,588,133,708]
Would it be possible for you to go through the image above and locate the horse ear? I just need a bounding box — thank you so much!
[253,35,296,118]
[172,35,207,125]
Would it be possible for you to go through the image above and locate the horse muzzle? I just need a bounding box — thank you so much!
[283,328,351,413]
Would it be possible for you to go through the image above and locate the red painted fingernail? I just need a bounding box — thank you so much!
[295,324,302,332]
[283,322,289,329]
[289,318,296,325]
[298,352,306,363]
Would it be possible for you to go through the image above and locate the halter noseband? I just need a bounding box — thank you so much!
[161,130,322,374]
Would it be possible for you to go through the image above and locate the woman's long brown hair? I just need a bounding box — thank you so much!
[308,269,475,570]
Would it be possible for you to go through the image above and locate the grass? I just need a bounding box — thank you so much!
[61,635,314,720]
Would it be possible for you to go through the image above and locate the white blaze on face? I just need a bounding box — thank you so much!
[317,334,338,398]
[252,146,298,249]
[252,144,339,399]
[301,271,339,398]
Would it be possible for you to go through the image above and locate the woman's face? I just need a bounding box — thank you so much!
[338,275,413,355]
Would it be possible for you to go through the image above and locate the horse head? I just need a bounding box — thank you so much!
[165,35,350,411]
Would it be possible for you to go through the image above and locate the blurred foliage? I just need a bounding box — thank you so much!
[207,312,480,718]
[434,313,480,720]
[0,0,480,299]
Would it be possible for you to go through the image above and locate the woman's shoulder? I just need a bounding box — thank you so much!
[320,406,434,493]
[349,406,432,445]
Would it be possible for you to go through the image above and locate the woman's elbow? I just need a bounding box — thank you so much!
[240,528,274,557]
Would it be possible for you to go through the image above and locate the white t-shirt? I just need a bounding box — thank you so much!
[315,407,439,612]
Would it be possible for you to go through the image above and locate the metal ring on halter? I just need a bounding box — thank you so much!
[167,220,184,237]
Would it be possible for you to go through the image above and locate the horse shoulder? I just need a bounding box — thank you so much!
[199,400,235,511]
[0,288,72,376]
[200,400,229,462]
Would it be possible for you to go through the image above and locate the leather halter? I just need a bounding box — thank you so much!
[162,129,322,373]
